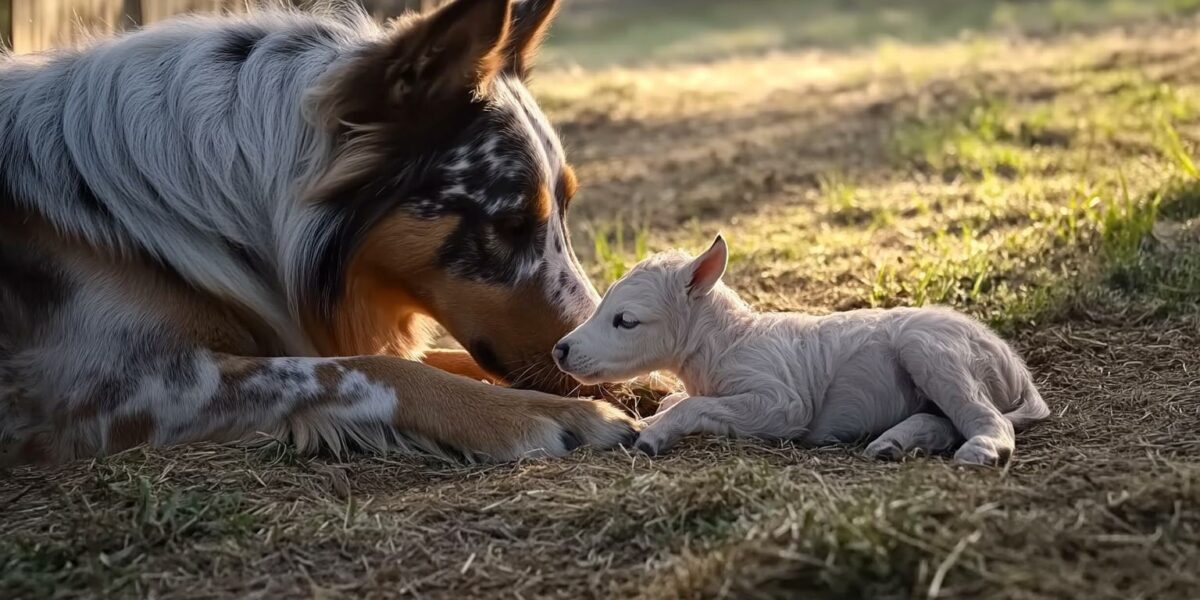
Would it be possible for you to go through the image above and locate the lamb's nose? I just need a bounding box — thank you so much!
[553,342,571,363]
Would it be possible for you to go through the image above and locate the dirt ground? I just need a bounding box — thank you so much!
[3,3,1200,599]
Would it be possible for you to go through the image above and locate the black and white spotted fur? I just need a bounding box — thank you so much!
[0,0,637,467]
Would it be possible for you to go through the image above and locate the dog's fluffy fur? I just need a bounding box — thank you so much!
[554,236,1050,465]
[0,0,640,467]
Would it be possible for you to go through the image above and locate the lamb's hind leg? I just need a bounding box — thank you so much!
[864,413,962,461]
[896,335,1015,466]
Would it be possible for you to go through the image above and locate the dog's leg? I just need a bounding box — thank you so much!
[40,350,636,465]
[864,413,963,461]
[635,393,790,456]
[896,341,1015,466]
[422,349,500,384]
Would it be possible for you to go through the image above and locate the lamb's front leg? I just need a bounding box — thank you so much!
[635,393,794,456]
[640,392,691,427]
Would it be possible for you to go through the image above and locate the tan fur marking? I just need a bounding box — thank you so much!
[16,212,269,356]
[533,184,553,221]
[560,164,578,206]
[422,349,500,383]
[204,357,267,418]
[422,274,579,393]
[314,362,345,395]
[316,203,578,392]
[337,355,631,458]
[316,213,460,358]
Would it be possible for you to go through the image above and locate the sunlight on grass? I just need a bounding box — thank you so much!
[891,99,1029,178]
[547,0,1200,69]
[816,173,896,229]
[566,51,1200,329]
[587,222,652,291]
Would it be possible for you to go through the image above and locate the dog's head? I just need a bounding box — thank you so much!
[302,0,597,393]
[554,236,729,385]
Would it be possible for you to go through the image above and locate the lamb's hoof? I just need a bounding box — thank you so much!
[953,436,1012,467]
[865,438,905,461]
[635,439,659,457]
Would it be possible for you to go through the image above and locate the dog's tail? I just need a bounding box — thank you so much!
[1003,376,1050,432]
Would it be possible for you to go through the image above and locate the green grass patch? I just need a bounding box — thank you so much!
[1093,125,1200,309]
[588,221,652,290]
[548,0,1200,68]
[1159,179,1200,221]
[818,173,896,228]
[0,540,138,600]
[866,172,1191,330]
[1,460,262,599]
[890,98,1043,179]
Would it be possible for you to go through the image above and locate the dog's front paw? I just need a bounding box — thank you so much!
[953,435,1012,466]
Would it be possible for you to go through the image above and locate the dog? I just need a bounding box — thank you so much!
[0,0,642,467]
[553,236,1050,465]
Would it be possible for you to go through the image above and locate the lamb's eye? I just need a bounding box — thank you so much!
[612,312,640,329]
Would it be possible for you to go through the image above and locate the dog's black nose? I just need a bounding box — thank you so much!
[553,342,571,363]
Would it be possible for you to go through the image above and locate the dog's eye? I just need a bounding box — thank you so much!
[612,312,640,329]
[494,216,530,242]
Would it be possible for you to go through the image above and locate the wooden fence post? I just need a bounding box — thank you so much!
[12,0,133,53]
[3,0,448,54]
[122,0,142,28]
[1,0,12,50]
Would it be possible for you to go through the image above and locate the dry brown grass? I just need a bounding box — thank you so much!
[4,8,1200,600]
[2,315,1197,598]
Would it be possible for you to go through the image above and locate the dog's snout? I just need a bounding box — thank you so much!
[553,341,571,363]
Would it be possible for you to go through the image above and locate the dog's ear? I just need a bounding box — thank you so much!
[503,0,561,78]
[686,235,728,298]
[312,0,511,128]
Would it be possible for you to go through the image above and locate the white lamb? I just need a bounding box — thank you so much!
[552,236,1049,465]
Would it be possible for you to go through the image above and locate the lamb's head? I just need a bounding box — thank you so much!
[553,235,729,384]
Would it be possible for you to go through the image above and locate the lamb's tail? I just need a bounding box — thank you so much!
[1003,377,1050,432]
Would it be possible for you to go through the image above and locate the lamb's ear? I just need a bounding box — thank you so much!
[503,0,561,78]
[312,0,511,128]
[686,235,729,298]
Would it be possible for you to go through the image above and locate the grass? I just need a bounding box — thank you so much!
[588,221,651,290]
[546,0,1200,68]
[5,2,1200,599]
